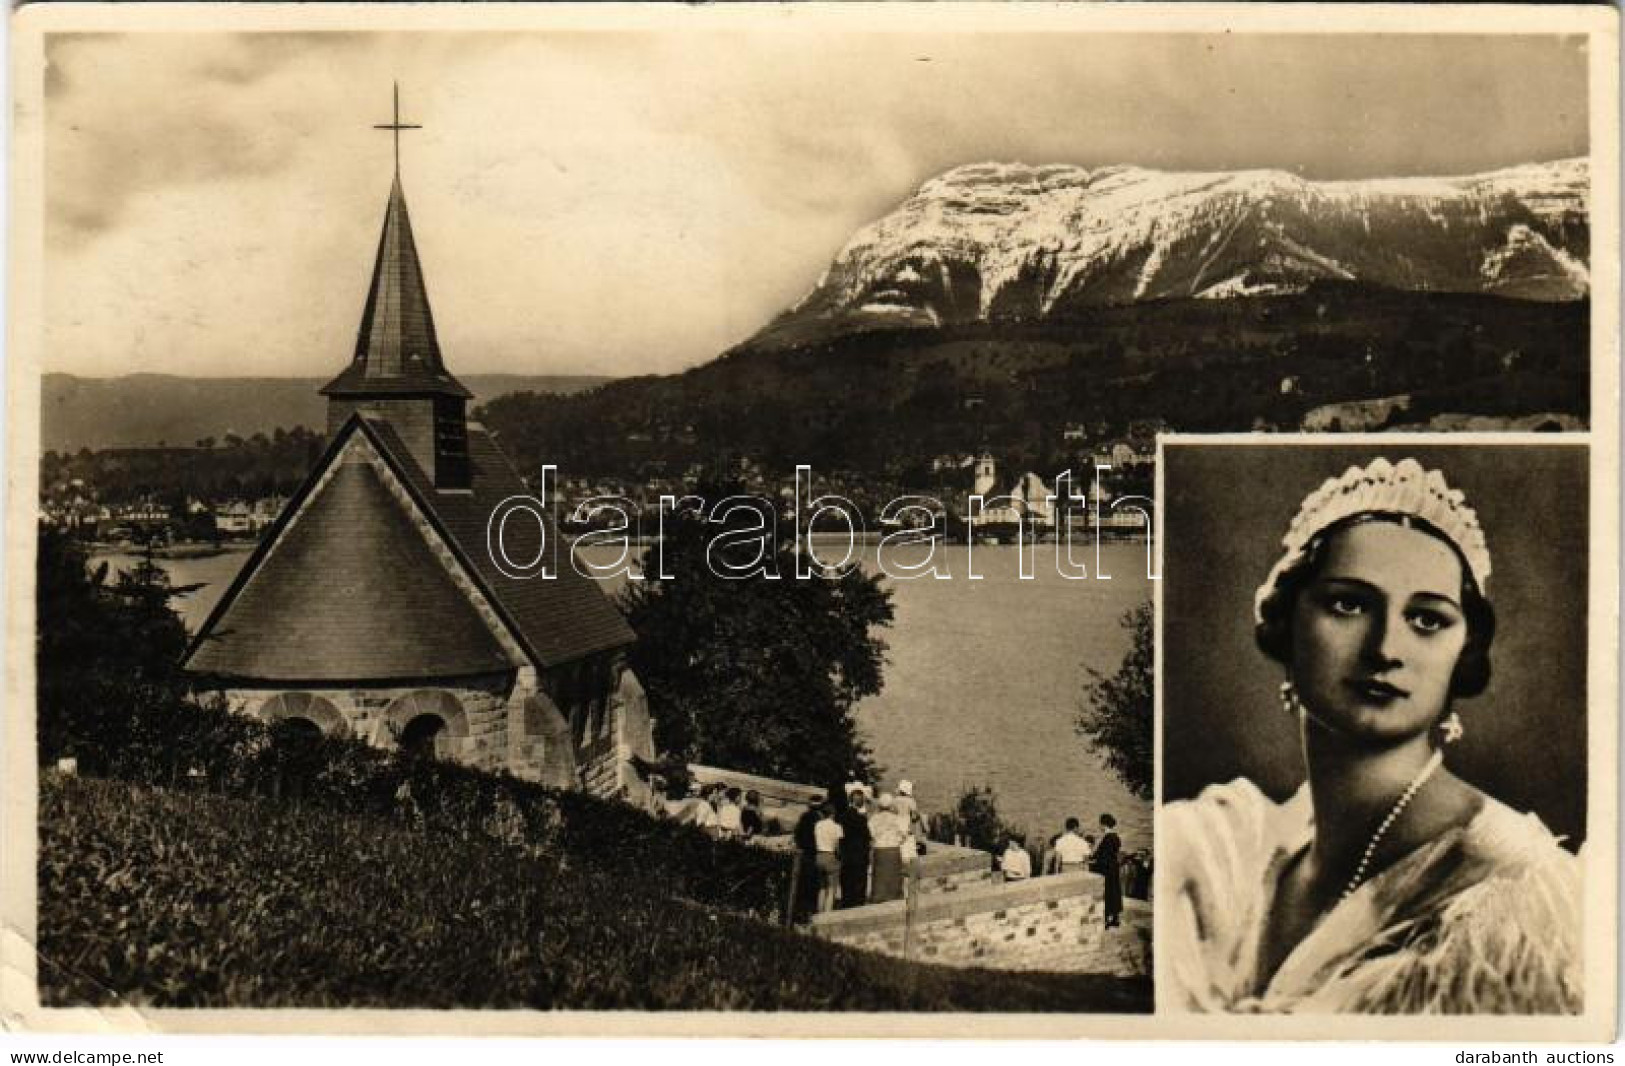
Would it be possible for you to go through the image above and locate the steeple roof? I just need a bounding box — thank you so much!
[321,175,471,399]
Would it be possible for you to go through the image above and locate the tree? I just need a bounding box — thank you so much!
[620,488,894,789]
[1076,601,1152,800]
[928,784,1024,853]
[36,531,201,774]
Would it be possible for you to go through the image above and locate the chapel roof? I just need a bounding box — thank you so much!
[365,417,637,668]
[184,415,636,683]
[183,443,511,682]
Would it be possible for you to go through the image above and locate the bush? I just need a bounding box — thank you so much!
[40,658,794,919]
[39,775,1150,1012]
[927,785,1025,854]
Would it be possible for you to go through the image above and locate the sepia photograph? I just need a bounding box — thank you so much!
[3,2,1617,1042]
[1157,440,1591,1017]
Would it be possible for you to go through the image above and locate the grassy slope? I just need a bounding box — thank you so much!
[39,775,1150,1012]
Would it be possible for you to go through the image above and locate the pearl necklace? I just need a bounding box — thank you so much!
[1339,749,1444,901]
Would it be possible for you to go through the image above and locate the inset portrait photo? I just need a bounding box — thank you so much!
[1157,438,1589,1016]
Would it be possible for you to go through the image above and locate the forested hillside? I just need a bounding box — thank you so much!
[479,285,1588,483]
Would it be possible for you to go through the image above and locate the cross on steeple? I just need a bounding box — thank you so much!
[373,82,422,175]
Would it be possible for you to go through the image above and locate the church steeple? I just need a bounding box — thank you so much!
[322,86,471,490]
[322,173,469,396]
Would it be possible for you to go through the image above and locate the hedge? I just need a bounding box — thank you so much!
[39,775,1150,1012]
[41,692,792,919]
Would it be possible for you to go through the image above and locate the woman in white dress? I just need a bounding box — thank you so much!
[1163,457,1581,1014]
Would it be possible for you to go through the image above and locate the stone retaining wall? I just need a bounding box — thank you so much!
[810,871,1150,976]
[686,763,826,831]
[913,844,995,895]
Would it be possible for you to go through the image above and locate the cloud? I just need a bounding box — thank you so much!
[43,30,1589,381]
[45,34,380,249]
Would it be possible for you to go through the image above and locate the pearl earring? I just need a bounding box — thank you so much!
[1438,711,1465,745]
[1279,680,1298,717]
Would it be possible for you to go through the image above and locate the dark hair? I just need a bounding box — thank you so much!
[1099,813,1117,829]
[726,787,741,802]
[1064,817,1080,832]
[1255,512,1496,699]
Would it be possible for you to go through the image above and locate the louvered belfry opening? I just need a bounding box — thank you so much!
[433,395,471,489]
[321,174,474,491]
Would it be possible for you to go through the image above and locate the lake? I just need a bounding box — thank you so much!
[99,538,1153,850]
[848,541,1151,849]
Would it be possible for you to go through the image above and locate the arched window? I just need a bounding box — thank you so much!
[377,690,469,759]
[255,692,346,737]
[398,713,446,760]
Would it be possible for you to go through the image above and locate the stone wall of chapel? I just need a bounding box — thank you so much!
[226,676,515,774]
[219,659,655,796]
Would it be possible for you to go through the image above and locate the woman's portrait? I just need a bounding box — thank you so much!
[1159,442,1588,1015]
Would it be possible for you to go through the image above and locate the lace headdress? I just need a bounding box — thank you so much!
[1253,457,1491,624]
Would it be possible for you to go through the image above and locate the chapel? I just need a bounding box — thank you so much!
[183,100,655,800]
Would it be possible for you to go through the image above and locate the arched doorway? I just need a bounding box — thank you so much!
[282,717,323,738]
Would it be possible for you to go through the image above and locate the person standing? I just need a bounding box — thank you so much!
[838,787,873,908]
[894,780,922,835]
[868,793,907,903]
[1047,817,1091,873]
[895,779,926,860]
[1046,819,1098,871]
[793,793,825,920]
[1094,813,1124,928]
[813,802,845,914]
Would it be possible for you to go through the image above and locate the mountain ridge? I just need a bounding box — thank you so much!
[42,158,1593,459]
[754,157,1589,351]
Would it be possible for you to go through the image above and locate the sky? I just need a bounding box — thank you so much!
[44,30,1589,380]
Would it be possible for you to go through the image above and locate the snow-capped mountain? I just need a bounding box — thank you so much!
[759,158,1588,347]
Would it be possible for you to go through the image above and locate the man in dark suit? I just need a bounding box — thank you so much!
[792,792,826,920]
[1092,812,1124,928]
[837,786,874,908]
